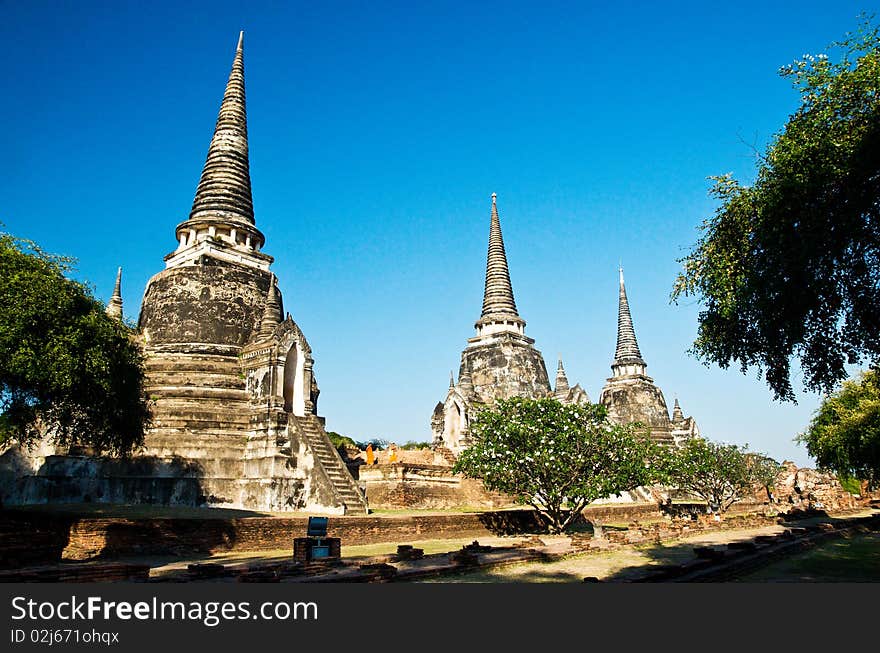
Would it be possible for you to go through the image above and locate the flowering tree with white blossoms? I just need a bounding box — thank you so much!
[453,397,667,533]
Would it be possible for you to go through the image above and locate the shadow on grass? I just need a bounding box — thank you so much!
[732,531,880,582]
[424,566,588,583]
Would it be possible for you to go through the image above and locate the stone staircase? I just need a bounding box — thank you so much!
[137,350,256,483]
[433,446,458,467]
[296,416,368,515]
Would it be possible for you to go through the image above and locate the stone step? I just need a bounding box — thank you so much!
[149,401,252,414]
[144,432,251,447]
[145,386,249,401]
[294,416,368,514]
[148,408,252,421]
[140,444,247,458]
[144,355,243,371]
[145,372,246,389]
[149,411,251,422]
[147,419,252,432]
[336,489,362,497]
[143,435,249,448]
[150,394,251,405]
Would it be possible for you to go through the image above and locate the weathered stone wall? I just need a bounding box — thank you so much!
[0,509,543,563]
[0,511,75,569]
[0,450,205,507]
[138,258,272,347]
[358,464,515,510]
[0,447,322,515]
[462,333,551,404]
[581,502,664,524]
[599,376,671,430]
[599,512,783,546]
[757,461,859,512]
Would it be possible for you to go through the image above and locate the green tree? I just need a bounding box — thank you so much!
[798,368,880,488]
[672,18,880,401]
[0,231,150,455]
[356,438,388,451]
[453,397,666,533]
[399,440,431,450]
[746,453,784,503]
[327,431,358,450]
[667,438,769,514]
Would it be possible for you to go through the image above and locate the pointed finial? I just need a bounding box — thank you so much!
[555,355,570,394]
[476,192,523,328]
[257,273,283,340]
[612,265,646,371]
[105,267,123,320]
[672,397,684,421]
[182,31,255,229]
[449,371,455,388]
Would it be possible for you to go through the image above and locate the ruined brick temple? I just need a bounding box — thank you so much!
[432,196,698,453]
[1,34,367,514]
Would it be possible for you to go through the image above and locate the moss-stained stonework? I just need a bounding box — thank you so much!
[139,260,271,348]
[599,377,671,431]
[461,333,551,404]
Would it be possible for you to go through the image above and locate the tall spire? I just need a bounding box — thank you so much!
[105,267,123,320]
[612,267,646,375]
[187,31,253,227]
[257,274,283,339]
[166,32,269,270]
[475,193,525,332]
[555,357,570,394]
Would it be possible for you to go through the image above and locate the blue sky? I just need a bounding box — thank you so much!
[3,1,873,466]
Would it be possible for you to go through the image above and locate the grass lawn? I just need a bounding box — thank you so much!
[734,531,880,582]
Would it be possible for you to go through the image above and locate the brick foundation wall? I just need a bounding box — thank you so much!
[581,503,663,523]
[0,502,663,565]
[0,512,75,569]
[0,509,541,564]
[600,512,807,546]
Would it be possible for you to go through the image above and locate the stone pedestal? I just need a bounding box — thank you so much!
[293,536,341,562]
